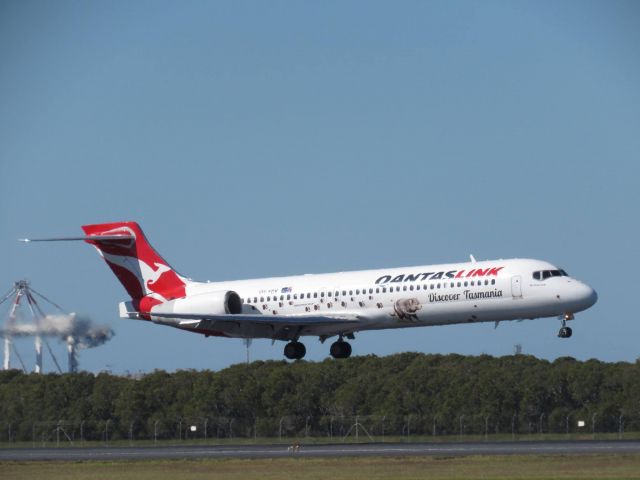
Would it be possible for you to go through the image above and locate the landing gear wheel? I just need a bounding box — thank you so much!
[330,340,352,359]
[558,326,573,338]
[284,341,306,360]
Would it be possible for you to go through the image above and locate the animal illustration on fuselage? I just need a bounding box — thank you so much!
[393,298,422,322]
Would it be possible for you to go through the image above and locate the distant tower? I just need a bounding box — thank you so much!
[67,336,78,373]
[1,280,112,374]
[513,344,523,355]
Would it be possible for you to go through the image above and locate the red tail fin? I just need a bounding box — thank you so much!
[81,222,187,302]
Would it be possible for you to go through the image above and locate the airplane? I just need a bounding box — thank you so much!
[20,221,598,360]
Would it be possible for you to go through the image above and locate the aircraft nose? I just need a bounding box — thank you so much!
[575,283,598,311]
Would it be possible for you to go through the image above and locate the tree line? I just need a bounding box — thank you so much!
[1,353,639,441]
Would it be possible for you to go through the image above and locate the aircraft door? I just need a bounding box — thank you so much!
[511,275,522,298]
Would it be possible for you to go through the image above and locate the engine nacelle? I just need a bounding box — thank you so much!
[151,290,242,316]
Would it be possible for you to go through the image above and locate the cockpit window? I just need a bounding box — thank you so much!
[533,269,568,281]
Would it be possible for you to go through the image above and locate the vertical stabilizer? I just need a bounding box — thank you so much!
[81,222,188,305]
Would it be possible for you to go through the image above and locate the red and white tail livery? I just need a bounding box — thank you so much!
[80,222,189,314]
[21,222,598,360]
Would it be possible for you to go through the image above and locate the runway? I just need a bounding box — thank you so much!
[2,440,640,462]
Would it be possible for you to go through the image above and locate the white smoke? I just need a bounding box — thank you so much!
[2,313,114,349]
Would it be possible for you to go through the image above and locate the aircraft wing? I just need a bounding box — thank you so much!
[150,312,362,338]
[151,312,360,326]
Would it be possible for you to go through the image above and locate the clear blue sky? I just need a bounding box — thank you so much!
[1,1,638,374]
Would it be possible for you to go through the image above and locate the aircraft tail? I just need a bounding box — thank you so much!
[81,222,188,303]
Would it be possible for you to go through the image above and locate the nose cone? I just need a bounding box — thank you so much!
[574,283,598,312]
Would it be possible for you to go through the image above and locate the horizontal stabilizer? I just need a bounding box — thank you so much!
[19,235,134,242]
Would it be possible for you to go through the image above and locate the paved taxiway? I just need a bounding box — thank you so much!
[2,440,640,461]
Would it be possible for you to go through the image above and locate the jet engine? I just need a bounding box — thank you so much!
[151,290,243,316]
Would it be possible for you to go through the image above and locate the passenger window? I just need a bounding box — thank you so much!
[403,286,407,291]
[464,281,468,287]
[313,292,317,298]
[491,279,496,285]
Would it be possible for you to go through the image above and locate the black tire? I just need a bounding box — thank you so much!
[294,342,306,359]
[565,327,572,338]
[330,341,352,359]
[284,342,298,359]
[285,341,306,360]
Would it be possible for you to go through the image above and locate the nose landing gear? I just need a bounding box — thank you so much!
[558,326,572,338]
[558,313,573,338]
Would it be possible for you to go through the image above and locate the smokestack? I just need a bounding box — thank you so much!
[3,337,10,370]
[67,336,78,373]
[34,335,43,373]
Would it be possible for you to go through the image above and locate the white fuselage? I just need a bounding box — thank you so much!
[157,258,597,340]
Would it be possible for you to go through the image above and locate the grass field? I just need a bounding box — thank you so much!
[2,454,640,480]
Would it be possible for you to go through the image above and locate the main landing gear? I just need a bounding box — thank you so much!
[284,337,354,360]
[284,341,306,360]
[558,313,573,338]
[330,338,352,359]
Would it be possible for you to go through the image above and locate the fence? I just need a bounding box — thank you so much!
[1,412,635,444]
